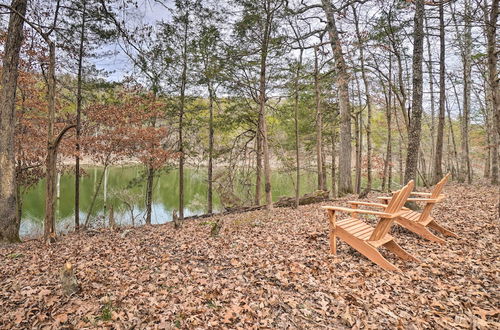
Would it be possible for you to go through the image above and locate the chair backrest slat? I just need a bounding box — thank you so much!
[418,173,450,222]
[369,180,414,241]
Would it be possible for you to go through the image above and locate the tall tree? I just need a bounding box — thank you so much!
[321,0,352,195]
[0,0,28,243]
[193,5,223,214]
[231,0,287,208]
[485,0,499,177]
[404,0,425,184]
[433,1,446,184]
[353,4,372,196]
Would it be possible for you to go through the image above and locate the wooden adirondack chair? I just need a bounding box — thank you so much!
[378,173,458,244]
[323,180,419,272]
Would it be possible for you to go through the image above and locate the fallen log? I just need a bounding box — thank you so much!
[274,190,330,207]
[183,190,330,221]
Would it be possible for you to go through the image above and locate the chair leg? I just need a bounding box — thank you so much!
[428,221,459,238]
[329,227,337,255]
[384,240,421,263]
[348,240,400,272]
[396,218,446,244]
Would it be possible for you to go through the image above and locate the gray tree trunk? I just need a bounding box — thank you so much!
[433,2,446,184]
[322,0,352,195]
[404,0,425,184]
[0,0,27,244]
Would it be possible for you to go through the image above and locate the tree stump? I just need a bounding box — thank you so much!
[60,262,79,296]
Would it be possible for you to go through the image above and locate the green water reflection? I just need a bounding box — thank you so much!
[21,166,318,237]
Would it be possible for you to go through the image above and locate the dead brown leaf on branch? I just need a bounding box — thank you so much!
[0,183,498,328]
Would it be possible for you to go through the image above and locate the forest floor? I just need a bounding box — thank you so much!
[1,183,499,329]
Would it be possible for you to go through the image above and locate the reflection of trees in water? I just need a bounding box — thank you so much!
[20,165,318,237]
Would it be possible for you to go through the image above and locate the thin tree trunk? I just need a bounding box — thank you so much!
[446,97,460,177]
[75,0,86,231]
[0,0,27,243]
[322,0,352,195]
[313,46,324,191]
[178,17,189,221]
[433,1,446,184]
[353,71,363,194]
[461,0,472,184]
[293,49,303,208]
[382,58,393,192]
[145,112,157,225]
[331,116,337,197]
[485,0,499,190]
[353,6,372,196]
[404,0,425,184]
[399,136,404,185]
[44,41,57,240]
[85,162,109,227]
[259,9,273,210]
[255,125,262,205]
[207,83,215,213]
[424,11,436,178]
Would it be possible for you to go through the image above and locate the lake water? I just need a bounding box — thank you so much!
[20,166,319,237]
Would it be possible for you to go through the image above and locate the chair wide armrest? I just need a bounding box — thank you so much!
[410,191,431,196]
[322,206,398,218]
[406,198,439,203]
[348,201,388,209]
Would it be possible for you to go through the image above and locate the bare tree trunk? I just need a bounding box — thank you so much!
[313,46,325,191]
[461,0,472,184]
[259,8,273,210]
[145,113,156,225]
[382,58,393,192]
[446,97,460,178]
[331,116,337,197]
[207,83,215,214]
[255,126,262,205]
[293,49,303,208]
[485,0,499,183]
[425,11,436,178]
[145,164,154,225]
[322,0,352,195]
[178,17,189,221]
[404,0,425,184]
[75,0,86,231]
[44,41,58,240]
[485,0,499,214]
[0,0,27,244]
[353,6,372,196]
[399,136,404,185]
[433,2,446,184]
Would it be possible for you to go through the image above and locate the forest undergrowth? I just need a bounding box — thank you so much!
[0,183,498,328]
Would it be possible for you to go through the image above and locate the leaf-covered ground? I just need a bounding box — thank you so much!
[1,183,499,329]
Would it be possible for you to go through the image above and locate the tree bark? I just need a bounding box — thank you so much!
[75,0,87,231]
[44,41,57,240]
[178,15,189,221]
[433,1,446,184]
[259,5,273,210]
[207,83,215,214]
[313,45,324,191]
[145,114,156,225]
[255,124,262,205]
[293,49,303,208]
[404,0,425,184]
[382,57,393,192]
[353,6,372,196]
[424,11,436,179]
[460,0,472,184]
[0,0,27,244]
[485,0,499,185]
[322,0,352,195]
